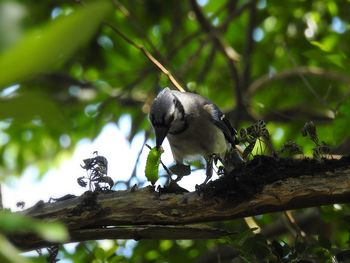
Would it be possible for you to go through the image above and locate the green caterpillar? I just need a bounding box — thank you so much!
[145,147,163,185]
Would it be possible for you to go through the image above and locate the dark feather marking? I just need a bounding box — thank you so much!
[173,95,185,120]
[203,104,238,145]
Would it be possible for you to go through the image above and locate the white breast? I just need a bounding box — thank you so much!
[167,118,228,163]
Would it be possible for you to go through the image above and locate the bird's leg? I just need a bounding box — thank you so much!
[214,156,225,176]
[157,162,190,195]
[174,175,183,182]
[203,155,214,185]
[195,155,214,193]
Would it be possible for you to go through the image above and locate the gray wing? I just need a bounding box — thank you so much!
[172,90,238,145]
[203,103,238,146]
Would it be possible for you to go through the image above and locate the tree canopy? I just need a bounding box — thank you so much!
[1,0,350,262]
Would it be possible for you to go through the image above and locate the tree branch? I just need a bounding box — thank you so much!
[10,156,350,251]
[218,1,254,31]
[188,0,243,102]
[241,0,256,91]
[247,66,350,98]
[12,225,233,252]
[260,107,334,122]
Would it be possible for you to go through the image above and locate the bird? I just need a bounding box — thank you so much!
[149,87,243,185]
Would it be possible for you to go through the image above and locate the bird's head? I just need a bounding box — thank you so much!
[149,88,185,149]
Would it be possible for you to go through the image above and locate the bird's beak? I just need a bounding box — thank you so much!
[155,126,169,149]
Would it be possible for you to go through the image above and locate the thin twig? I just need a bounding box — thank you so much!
[166,2,228,60]
[283,211,306,238]
[178,39,209,76]
[189,0,240,62]
[248,66,350,97]
[284,44,335,113]
[218,1,254,31]
[105,22,186,92]
[111,0,162,58]
[261,107,334,122]
[167,31,203,59]
[196,45,217,84]
[129,131,150,183]
[248,65,350,115]
[244,217,261,233]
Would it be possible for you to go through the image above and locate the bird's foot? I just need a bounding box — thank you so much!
[158,180,189,195]
[195,183,208,195]
[217,166,225,176]
[195,180,211,195]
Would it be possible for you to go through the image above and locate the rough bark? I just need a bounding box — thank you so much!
[9,156,350,251]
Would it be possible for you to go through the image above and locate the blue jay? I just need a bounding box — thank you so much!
[149,88,243,184]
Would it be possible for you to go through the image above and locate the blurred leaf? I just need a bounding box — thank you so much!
[303,49,346,68]
[229,228,256,246]
[33,222,68,242]
[334,98,350,143]
[306,244,333,261]
[242,234,271,259]
[0,234,31,263]
[94,247,105,260]
[327,1,338,16]
[0,210,68,243]
[0,0,112,88]
[310,41,332,52]
[318,235,332,250]
[0,92,68,132]
[294,237,307,254]
[0,210,34,232]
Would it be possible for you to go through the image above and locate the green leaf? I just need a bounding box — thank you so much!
[33,222,68,242]
[242,235,271,259]
[0,210,33,232]
[310,41,332,52]
[0,234,31,263]
[229,228,256,246]
[0,0,112,88]
[145,147,163,185]
[0,92,68,132]
[0,211,68,243]
[318,235,332,250]
[94,247,105,260]
[303,49,346,68]
[294,237,306,254]
[334,98,350,143]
